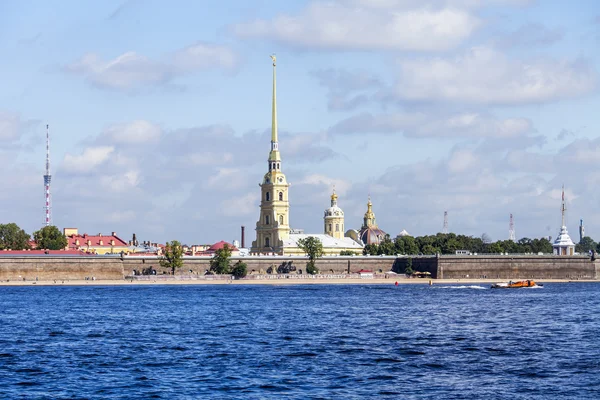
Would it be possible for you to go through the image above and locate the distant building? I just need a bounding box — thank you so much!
[64,228,129,255]
[353,197,387,246]
[579,219,585,244]
[397,229,411,238]
[552,187,575,256]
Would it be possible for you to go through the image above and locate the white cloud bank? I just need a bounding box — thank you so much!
[65,42,239,91]
[233,1,479,51]
[396,47,597,105]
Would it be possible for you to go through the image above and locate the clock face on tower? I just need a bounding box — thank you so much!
[278,177,283,183]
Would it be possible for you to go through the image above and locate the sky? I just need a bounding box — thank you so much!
[1,0,599,246]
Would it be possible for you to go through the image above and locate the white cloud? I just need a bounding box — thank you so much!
[220,192,259,217]
[172,42,238,72]
[447,149,478,173]
[296,174,351,195]
[395,46,597,104]
[63,146,115,173]
[233,1,479,51]
[0,111,25,140]
[66,52,169,91]
[104,120,162,144]
[330,110,534,138]
[66,42,238,91]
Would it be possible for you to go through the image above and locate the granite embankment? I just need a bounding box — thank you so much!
[0,255,598,281]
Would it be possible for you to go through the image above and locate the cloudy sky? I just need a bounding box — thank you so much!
[1,0,599,245]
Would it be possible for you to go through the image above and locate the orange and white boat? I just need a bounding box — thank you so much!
[491,280,542,289]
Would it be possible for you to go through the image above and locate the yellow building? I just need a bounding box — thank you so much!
[324,189,344,239]
[250,56,364,257]
[251,55,291,254]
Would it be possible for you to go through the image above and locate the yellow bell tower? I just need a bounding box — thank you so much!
[251,55,290,254]
[324,188,345,239]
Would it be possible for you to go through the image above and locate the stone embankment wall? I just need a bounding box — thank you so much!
[437,255,598,280]
[0,255,598,281]
[122,256,397,276]
[0,257,124,281]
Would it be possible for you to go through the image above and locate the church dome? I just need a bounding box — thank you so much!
[359,227,387,245]
[358,196,386,245]
[324,190,344,217]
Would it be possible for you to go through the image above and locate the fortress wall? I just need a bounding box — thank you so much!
[0,255,597,281]
[122,256,397,276]
[0,257,124,281]
[437,256,598,280]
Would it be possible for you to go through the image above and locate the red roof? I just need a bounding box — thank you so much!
[206,241,238,252]
[358,269,373,273]
[66,233,128,250]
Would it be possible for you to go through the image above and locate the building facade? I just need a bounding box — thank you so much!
[324,189,344,239]
[251,56,290,254]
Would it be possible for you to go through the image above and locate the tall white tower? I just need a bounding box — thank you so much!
[43,124,52,226]
[509,214,515,241]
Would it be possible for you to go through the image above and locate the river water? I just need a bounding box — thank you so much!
[1,283,599,399]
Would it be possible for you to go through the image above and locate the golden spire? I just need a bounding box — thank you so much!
[269,54,280,162]
[331,186,338,205]
[363,195,376,228]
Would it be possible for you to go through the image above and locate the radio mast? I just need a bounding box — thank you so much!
[43,124,52,226]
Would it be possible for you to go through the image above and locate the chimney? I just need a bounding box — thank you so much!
[99,240,104,246]
[112,232,116,237]
[111,240,115,246]
[241,225,245,248]
[75,239,80,246]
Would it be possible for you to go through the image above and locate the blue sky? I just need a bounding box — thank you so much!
[1,0,599,245]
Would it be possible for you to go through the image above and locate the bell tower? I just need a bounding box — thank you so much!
[251,55,290,254]
[324,189,344,239]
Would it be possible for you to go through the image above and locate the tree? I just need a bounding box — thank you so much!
[231,260,248,278]
[210,244,232,274]
[0,223,31,250]
[33,226,67,250]
[159,240,184,275]
[340,250,358,256]
[576,236,596,254]
[404,257,414,275]
[297,236,323,275]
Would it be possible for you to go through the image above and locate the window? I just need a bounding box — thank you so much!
[265,215,270,225]
[279,192,283,201]
[265,237,270,247]
[336,224,339,232]
[279,215,284,225]
[329,224,332,232]
[265,192,270,201]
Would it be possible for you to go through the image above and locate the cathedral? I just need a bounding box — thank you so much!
[250,57,364,256]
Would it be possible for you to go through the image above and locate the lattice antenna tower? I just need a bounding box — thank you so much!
[442,211,448,234]
[508,213,515,241]
[43,124,52,226]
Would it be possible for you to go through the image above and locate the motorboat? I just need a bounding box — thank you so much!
[491,280,542,289]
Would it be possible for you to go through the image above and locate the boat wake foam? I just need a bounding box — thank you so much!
[433,285,487,290]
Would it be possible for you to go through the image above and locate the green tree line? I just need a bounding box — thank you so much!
[362,233,555,256]
[0,223,67,250]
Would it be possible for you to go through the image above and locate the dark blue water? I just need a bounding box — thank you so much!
[1,283,599,399]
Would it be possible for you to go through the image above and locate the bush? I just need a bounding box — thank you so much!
[231,261,248,279]
[306,263,319,275]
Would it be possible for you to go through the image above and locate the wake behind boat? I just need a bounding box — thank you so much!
[491,280,542,289]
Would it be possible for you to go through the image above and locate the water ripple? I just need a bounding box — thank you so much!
[0,283,599,399]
